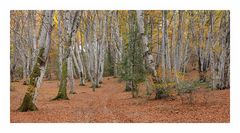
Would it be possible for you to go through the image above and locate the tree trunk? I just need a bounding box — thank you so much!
[198,11,208,82]
[176,11,183,72]
[171,11,179,84]
[70,43,83,86]
[54,57,69,99]
[18,11,53,112]
[75,42,85,85]
[58,11,63,80]
[161,11,166,82]
[68,55,75,94]
[136,10,157,77]
[54,11,80,99]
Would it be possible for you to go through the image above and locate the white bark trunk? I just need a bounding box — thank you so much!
[33,11,53,104]
[171,11,179,84]
[136,10,157,77]
[58,11,63,80]
[161,11,166,82]
[75,42,85,85]
[68,55,75,94]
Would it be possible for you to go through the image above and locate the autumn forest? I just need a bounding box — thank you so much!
[10,10,230,122]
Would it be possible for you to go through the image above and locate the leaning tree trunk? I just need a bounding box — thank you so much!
[18,48,44,112]
[18,11,53,112]
[70,43,83,86]
[75,42,85,86]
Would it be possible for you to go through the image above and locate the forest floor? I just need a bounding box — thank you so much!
[10,75,230,123]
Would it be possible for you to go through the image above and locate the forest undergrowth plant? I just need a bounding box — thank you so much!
[177,80,198,104]
[153,80,175,99]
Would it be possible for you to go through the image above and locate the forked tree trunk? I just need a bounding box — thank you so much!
[53,11,80,100]
[85,11,107,90]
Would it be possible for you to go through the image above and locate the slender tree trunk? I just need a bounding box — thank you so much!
[198,12,208,82]
[112,11,123,78]
[30,11,37,73]
[156,14,161,69]
[68,55,75,94]
[22,54,27,81]
[176,11,183,72]
[58,11,63,80]
[161,11,167,82]
[75,42,85,85]
[171,11,179,84]
[182,12,193,73]
[70,43,83,86]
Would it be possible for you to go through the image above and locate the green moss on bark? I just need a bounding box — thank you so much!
[53,59,69,100]
[18,48,45,112]
[18,86,38,112]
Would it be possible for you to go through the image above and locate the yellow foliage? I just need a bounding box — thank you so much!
[153,82,176,89]
[176,72,186,81]
[53,11,58,26]
[212,44,222,54]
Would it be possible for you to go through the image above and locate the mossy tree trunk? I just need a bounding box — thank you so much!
[53,58,69,100]
[18,48,45,112]
[18,86,38,112]
[17,11,53,112]
[53,11,81,99]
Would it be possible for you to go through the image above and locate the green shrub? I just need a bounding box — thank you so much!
[177,80,198,104]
